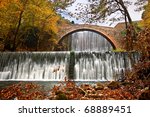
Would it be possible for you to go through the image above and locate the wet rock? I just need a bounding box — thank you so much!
[107,81,121,89]
[95,82,104,90]
[80,84,93,90]
[77,88,86,95]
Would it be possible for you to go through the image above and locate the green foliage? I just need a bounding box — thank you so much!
[120,22,142,37]
[121,30,127,37]
[112,48,126,52]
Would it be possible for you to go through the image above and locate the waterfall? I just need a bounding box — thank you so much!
[0,51,139,81]
[74,52,139,81]
[0,52,69,81]
[70,31,113,52]
[63,31,113,52]
[0,30,140,81]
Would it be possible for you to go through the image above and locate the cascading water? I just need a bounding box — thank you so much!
[65,30,139,81]
[71,31,113,51]
[65,31,113,52]
[0,52,69,81]
[74,52,139,81]
[0,30,140,81]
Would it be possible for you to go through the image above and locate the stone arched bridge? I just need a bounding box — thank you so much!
[57,24,123,49]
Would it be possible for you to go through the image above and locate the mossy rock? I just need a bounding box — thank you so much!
[55,91,68,100]
[55,91,63,95]
[95,86,104,90]
[80,84,93,90]
[95,83,104,90]
[107,81,121,90]
[139,90,150,100]
[56,93,68,100]
[66,87,74,91]
[77,88,86,95]
[121,82,133,86]
[96,82,104,87]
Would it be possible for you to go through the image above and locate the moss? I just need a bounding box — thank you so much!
[107,81,121,90]
[56,92,68,100]
[112,48,126,52]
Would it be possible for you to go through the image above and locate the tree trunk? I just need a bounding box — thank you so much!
[125,14,128,29]
[119,0,133,25]
[12,11,24,51]
[118,0,137,50]
[12,0,28,51]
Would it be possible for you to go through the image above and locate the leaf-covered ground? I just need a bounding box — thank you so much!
[0,79,149,100]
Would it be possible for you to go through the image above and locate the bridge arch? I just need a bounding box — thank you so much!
[58,26,120,49]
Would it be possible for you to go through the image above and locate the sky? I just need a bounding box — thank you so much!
[61,0,144,27]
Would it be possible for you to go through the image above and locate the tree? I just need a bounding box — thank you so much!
[134,0,148,12]
[142,0,150,27]
[74,0,133,28]
[51,0,75,20]
[0,0,60,51]
[0,0,26,51]
[52,0,75,10]
[72,0,139,50]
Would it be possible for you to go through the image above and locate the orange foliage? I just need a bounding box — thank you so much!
[135,28,150,60]
[0,82,46,100]
[1,80,149,100]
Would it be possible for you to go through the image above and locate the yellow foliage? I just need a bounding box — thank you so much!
[0,0,59,36]
[143,0,150,27]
